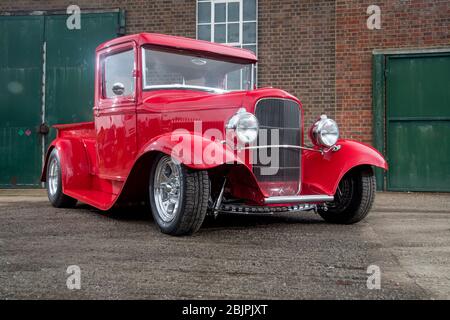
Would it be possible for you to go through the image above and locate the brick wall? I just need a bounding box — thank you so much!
[258,0,336,138]
[336,0,450,144]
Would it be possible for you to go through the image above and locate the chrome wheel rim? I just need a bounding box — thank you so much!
[153,157,182,223]
[48,158,59,197]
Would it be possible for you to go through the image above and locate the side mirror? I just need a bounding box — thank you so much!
[112,82,125,96]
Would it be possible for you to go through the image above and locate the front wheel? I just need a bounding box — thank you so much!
[149,154,210,236]
[318,166,376,224]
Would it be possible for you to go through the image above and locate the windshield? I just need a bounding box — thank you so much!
[142,47,255,92]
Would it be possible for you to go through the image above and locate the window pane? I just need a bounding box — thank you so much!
[144,50,183,86]
[198,24,211,41]
[242,65,252,90]
[243,44,256,54]
[198,2,211,23]
[104,50,134,98]
[227,23,239,43]
[214,3,226,23]
[142,47,253,91]
[228,2,240,22]
[227,69,241,90]
[214,24,226,43]
[243,22,256,44]
[243,0,256,21]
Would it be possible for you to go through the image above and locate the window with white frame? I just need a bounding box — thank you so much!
[197,0,257,90]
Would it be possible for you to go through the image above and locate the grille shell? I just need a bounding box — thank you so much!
[253,98,302,196]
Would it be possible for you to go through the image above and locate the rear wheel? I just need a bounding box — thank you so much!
[149,154,210,236]
[318,166,376,224]
[46,149,77,208]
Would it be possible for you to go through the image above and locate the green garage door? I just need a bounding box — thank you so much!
[0,12,121,187]
[386,54,450,192]
[0,16,45,187]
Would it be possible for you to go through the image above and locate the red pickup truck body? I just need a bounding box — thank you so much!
[41,33,387,235]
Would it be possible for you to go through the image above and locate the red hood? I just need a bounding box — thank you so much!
[142,87,302,114]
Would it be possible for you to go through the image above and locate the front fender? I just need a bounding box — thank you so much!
[138,132,245,169]
[302,139,388,195]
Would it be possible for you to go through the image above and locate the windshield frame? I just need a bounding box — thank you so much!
[141,46,255,93]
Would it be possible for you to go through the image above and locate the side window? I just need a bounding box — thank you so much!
[103,49,135,99]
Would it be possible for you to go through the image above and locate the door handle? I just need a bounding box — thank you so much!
[39,123,50,135]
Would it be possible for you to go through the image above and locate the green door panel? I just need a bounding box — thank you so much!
[0,16,44,187]
[387,55,450,118]
[387,120,450,191]
[386,54,450,192]
[44,13,119,146]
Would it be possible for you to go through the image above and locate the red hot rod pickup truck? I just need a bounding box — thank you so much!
[42,33,387,236]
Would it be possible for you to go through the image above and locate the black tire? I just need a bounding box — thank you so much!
[318,166,376,224]
[149,154,210,236]
[46,149,77,208]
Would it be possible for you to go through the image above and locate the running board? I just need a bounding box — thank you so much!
[218,202,316,215]
[264,195,334,204]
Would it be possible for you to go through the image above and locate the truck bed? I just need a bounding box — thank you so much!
[53,121,96,139]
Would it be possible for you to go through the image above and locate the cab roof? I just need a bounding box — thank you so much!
[96,33,257,63]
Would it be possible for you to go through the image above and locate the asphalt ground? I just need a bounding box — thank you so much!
[0,189,449,299]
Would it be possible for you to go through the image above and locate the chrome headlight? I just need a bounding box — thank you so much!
[310,114,339,147]
[226,108,259,145]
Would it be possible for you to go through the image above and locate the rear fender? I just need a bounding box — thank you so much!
[302,139,388,195]
[41,138,90,191]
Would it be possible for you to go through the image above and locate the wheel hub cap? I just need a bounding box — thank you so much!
[48,158,58,196]
[153,157,182,222]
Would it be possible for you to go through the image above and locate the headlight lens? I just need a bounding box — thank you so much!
[310,115,339,147]
[226,108,259,145]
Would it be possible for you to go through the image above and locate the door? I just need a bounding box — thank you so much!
[95,43,137,180]
[0,16,44,187]
[0,12,121,187]
[386,53,450,192]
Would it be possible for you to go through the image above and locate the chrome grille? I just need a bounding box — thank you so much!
[253,98,301,196]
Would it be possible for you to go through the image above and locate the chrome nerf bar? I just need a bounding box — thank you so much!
[264,195,334,204]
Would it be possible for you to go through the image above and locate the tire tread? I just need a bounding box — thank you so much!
[175,169,210,235]
[319,167,376,224]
